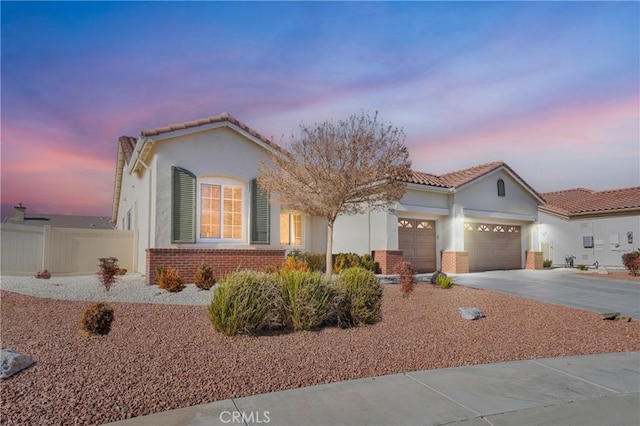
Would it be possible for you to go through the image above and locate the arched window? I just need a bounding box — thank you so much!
[497,179,505,197]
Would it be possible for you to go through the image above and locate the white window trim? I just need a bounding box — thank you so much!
[280,210,304,247]
[196,176,248,243]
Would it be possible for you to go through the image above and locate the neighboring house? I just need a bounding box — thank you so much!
[3,203,113,229]
[538,187,640,268]
[112,112,547,281]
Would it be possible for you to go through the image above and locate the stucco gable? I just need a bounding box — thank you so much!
[404,161,544,204]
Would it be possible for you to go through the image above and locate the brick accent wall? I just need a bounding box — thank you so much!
[146,248,286,284]
[373,250,404,275]
[526,251,543,270]
[441,251,469,274]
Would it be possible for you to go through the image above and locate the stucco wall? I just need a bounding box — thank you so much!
[454,170,539,218]
[538,212,639,268]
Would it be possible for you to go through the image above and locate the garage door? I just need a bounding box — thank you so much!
[398,219,436,273]
[464,223,521,272]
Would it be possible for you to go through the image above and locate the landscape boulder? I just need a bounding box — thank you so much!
[459,307,485,320]
[1,349,34,379]
[430,271,446,284]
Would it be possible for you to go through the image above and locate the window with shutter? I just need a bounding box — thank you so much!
[172,166,196,243]
[250,178,270,244]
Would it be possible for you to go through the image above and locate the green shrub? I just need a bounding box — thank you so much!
[279,270,335,331]
[209,271,283,335]
[79,303,114,336]
[335,267,383,326]
[301,252,326,272]
[156,265,185,292]
[194,263,216,290]
[576,264,589,271]
[436,274,453,289]
[622,250,640,276]
[397,261,415,297]
[333,253,376,274]
[543,259,553,268]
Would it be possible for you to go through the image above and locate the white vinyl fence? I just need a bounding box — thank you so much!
[1,223,137,276]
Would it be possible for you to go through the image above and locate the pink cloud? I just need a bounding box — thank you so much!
[408,94,639,175]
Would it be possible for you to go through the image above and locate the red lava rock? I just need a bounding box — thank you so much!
[2,286,639,425]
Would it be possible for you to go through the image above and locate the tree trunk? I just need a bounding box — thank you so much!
[326,220,334,278]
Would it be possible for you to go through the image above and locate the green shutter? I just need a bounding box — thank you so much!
[172,166,196,243]
[250,178,270,244]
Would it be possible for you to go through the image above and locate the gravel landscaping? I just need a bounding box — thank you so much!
[2,275,639,425]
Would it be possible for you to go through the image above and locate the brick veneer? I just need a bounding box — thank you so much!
[373,250,404,275]
[526,251,543,270]
[441,251,469,274]
[146,248,286,284]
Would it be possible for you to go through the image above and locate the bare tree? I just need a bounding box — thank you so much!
[258,111,412,276]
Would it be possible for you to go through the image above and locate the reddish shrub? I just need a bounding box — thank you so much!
[97,257,119,291]
[397,261,416,297]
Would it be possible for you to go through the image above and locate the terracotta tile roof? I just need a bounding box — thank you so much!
[118,136,137,164]
[439,161,506,187]
[405,171,450,187]
[540,187,640,216]
[140,112,281,151]
[405,161,543,202]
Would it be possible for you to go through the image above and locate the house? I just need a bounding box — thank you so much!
[3,203,113,229]
[538,187,640,268]
[112,112,546,282]
[332,162,546,274]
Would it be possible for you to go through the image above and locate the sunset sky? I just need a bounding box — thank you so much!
[2,1,638,219]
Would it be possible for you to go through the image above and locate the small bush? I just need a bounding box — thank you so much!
[156,265,185,292]
[543,259,553,268]
[436,274,453,289]
[209,271,283,335]
[398,261,415,297]
[336,267,383,326]
[97,257,119,291]
[301,252,326,272]
[194,263,216,290]
[79,303,114,336]
[280,256,310,273]
[622,250,640,276]
[576,264,589,271]
[35,270,51,279]
[333,253,376,274]
[279,270,335,331]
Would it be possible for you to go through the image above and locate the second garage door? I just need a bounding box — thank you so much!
[464,223,522,272]
[398,219,436,273]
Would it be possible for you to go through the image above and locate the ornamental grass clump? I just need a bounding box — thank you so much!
[335,267,383,327]
[209,271,283,335]
[194,263,216,290]
[79,303,114,337]
[279,270,335,331]
[436,274,453,289]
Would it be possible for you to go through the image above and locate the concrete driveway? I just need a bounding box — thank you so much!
[452,269,640,319]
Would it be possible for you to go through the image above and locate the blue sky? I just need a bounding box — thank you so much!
[2,1,638,217]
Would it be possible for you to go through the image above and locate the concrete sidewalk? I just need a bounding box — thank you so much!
[105,351,640,426]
